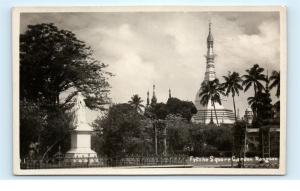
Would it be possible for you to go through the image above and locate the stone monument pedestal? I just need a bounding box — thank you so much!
[65,130,98,163]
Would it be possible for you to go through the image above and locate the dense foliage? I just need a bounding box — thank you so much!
[20,23,111,159]
[20,23,112,110]
[93,104,148,158]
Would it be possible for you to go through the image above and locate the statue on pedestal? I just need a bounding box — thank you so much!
[65,92,98,163]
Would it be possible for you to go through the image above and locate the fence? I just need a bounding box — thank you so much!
[20,154,189,169]
[20,154,279,169]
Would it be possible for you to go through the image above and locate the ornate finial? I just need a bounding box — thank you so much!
[169,88,171,99]
[207,21,214,44]
[146,90,150,106]
[151,84,157,105]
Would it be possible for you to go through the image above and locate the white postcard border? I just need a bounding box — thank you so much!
[12,5,287,175]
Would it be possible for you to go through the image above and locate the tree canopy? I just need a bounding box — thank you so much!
[20,23,112,110]
[128,94,144,113]
[166,97,197,122]
[93,103,146,158]
[199,79,224,125]
[144,97,197,122]
[269,70,280,98]
[242,64,266,96]
[222,71,243,121]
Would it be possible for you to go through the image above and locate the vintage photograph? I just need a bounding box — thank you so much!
[13,6,286,175]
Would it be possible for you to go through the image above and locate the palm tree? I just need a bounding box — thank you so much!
[269,70,280,98]
[199,79,224,125]
[243,64,266,97]
[222,72,243,121]
[247,95,264,114]
[128,94,144,113]
[243,64,266,117]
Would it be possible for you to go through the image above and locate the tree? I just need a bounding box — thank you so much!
[39,107,72,160]
[94,103,145,159]
[152,103,169,120]
[20,101,47,159]
[166,97,197,122]
[222,72,243,121]
[20,100,72,160]
[232,121,247,167]
[20,23,112,110]
[19,23,113,161]
[243,64,266,97]
[199,79,224,125]
[128,94,144,113]
[248,91,273,127]
[269,70,280,98]
[203,127,233,156]
[243,64,266,117]
[165,114,193,155]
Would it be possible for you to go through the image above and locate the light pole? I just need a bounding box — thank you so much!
[163,124,167,156]
[154,121,158,155]
[243,121,248,168]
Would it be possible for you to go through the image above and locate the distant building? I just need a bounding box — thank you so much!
[244,107,254,124]
[192,22,235,125]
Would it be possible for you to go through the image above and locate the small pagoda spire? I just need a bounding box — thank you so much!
[146,90,150,106]
[169,88,172,99]
[153,84,156,98]
[151,84,157,105]
[207,21,214,47]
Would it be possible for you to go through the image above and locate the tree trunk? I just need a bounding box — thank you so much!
[232,95,237,122]
[154,122,158,155]
[253,84,257,118]
[163,126,167,156]
[210,109,213,124]
[212,101,219,126]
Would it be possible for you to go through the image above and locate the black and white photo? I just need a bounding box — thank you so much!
[13,6,287,175]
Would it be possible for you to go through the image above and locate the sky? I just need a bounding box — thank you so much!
[20,11,280,121]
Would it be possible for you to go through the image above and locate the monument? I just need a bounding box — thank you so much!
[192,22,235,125]
[65,92,98,162]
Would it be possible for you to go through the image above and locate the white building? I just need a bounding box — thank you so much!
[192,23,235,125]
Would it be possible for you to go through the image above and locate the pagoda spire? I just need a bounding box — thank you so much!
[151,84,157,105]
[169,88,172,99]
[207,21,214,49]
[146,90,150,107]
[204,21,216,81]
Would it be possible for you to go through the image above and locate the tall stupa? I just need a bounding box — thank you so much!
[192,22,235,125]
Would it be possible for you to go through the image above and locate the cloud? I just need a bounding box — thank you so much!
[20,11,280,120]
